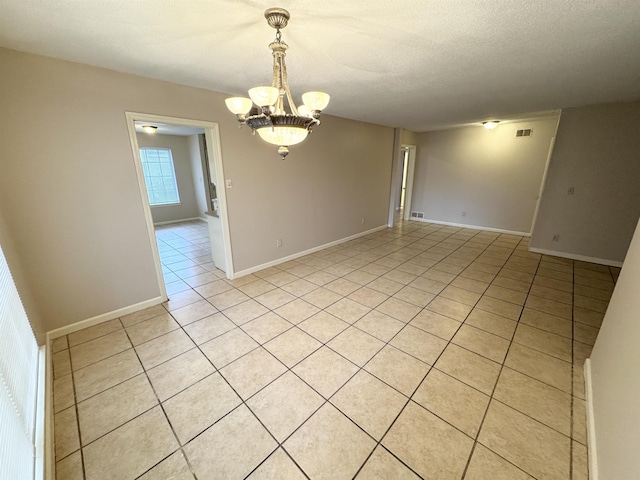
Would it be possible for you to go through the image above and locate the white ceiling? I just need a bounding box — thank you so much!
[1,0,639,131]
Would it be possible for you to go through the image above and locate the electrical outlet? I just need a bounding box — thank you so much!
[225,179,233,188]
[276,239,282,247]
[361,217,366,225]
[552,234,560,242]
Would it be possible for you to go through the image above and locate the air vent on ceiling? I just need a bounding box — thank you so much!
[516,128,533,138]
[410,211,425,219]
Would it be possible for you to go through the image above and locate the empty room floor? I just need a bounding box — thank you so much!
[51,219,617,479]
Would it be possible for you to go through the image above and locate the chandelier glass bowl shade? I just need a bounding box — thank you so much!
[224,7,330,159]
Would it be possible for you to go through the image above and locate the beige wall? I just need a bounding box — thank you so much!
[136,133,201,223]
[589,217,640,479]
[412,116,560,233]
[530,101,640,263]
[0,48,394,333]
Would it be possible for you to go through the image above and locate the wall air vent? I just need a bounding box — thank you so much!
[516,128,533,137]
[410,211,425,219]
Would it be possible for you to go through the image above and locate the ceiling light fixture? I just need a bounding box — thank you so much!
[142,125,158,134]
[483,121,499,130]
[225,8,330,159]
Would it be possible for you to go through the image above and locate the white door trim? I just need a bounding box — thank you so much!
[402,145,417,221]
[124,112,234,291]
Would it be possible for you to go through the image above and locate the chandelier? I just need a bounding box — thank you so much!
[225,8,330,159]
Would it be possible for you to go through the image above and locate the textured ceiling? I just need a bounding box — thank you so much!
[1,0,639,131]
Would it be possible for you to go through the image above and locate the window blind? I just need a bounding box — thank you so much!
[0,244,39,479]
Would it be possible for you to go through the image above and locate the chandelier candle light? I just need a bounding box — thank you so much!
[225,8,330,159]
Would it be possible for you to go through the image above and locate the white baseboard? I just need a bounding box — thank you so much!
[153,217,205,226]
[529,247,623,268]
[412,217,531,237]
[584,358,599,480]
[46,296,165,340]
[233,225,388,278]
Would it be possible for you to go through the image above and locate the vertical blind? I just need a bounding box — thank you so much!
[0,244,39,479]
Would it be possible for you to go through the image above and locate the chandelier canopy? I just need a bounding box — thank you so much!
[225,8,330,159]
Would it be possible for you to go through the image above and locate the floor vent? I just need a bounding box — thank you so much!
[516,128,533,137]
[410,211,424,219]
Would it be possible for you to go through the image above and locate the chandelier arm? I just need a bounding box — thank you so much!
[278,56,300,115]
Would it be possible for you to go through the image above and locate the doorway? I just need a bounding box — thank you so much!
[125,112,234,300]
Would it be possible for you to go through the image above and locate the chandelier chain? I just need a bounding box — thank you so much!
[275,28,282,43]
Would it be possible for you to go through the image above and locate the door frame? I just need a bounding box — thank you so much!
[124,112,235,297]
[402,145,417,221]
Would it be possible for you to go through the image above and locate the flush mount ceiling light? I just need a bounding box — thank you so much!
[483,121,500,130]
[225,8,330,159]
[142,125,158,134]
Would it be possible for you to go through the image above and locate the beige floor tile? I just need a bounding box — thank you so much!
[574,341,593,367]
[304,270,339,286]
[410,309,461,340]
[497,268,534,284]
[163,289,205,311]
[573,397,587,444]
[242,312,293,344]
[247,371,324,442]
[465,308,517,340]
[426,296,472,321]
[343,269,378,286]
[300,286,343,309]
[325,297,371,323]
[574,284,613,301]
[574,307,605,328]
[390,325,447,365]
[484,284,527,305]
[223,299,270,326]
[525,294,572,319]
[293,346,359,398]
[520,308,572,338]
[207,288,250,310]
[575,322,600,345]
[573,367,586,400]
[135,329,196,370]
[199,327,258,368]
[383,401,474,479]
[68,319,123,347]
[408,276,448,294]
[163,372,241,444]
[121,305,167,328]
[440,285,482,306]
[575,294,609,313]
[450,276,489,294]
[332,370,407,439]
[478,400,570,480]
[51,335,69,353]
[247,448,307,479]
[147,348,215,401]
[393,285,435,307]
[533,274,573,293]
[298,311,349,343]
[274,298,320,324]
[238,278,278,297]
[54,406,80,461]
[452,324,510,363]
[435,344,501,395]
[505,343,572,393]
[327,327,384,367]
[348,286,390,308]
[572,441,589,480]
[423,268,457,284]
[353,310,404,342]
[382,268,419,285]
[73,348,143,402]
[77,374,157,445]
[367,277,405,296]
[263,327,322,367]
[494,367,571,435]
[324,278,362,296]
[125,313,179,346]
[253,288,296,310]
[194,278,233,297]
[280,278,321,297]
[491,275,531,294]
[83,406,178,480]
[183,312,235,344]
[460,267,496,284]
[138,450,193,480]
[364,345,430,396]
[375,297,422,322]
[284,403,376,480]
[475,296,522,320]
[355,446,420,479]
[70,329,132,371]
[55,450,84,480]
[170,299,218,326]
[529,284,573,305]
[262,270,298,287]
[513,323,572,362]
[53,374,75,413]
[184,404,276,478]
[465,444,534,480]
[413,369,490,436]
[220,347,287,400]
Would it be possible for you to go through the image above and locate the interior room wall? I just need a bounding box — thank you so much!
[136,132,201,224]
[187,134,210,218]
[0,47,394,333]
[588,217,640,479]
[530,101,640,264]
[411,116,560,234]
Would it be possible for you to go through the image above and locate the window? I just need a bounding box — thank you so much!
[139,148,181,206]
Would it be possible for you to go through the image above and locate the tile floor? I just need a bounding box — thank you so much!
[51,219,619,479]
